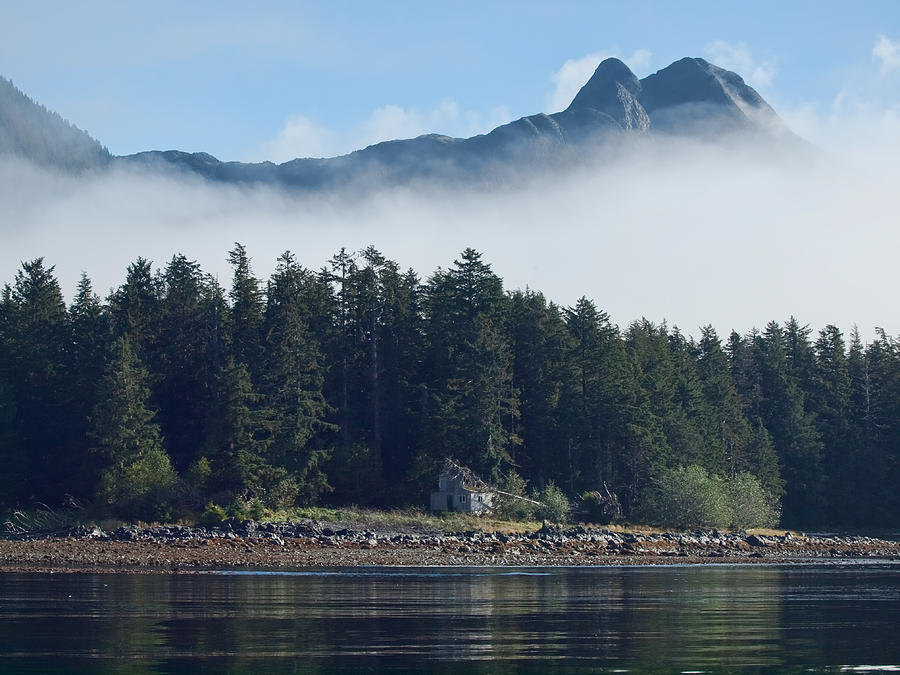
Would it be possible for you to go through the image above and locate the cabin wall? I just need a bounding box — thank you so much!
[429,488,495,513]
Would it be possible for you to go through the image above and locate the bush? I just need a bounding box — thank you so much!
[536,482,570,524]
[247,498,267,521]
[643,465,733,529]
[642,465,781,530]
[222,496,268,522]
[185,457,212,493]
[495,471,537,521]
[729,472,780,529]
[226,496,250,520]
[236,455,300,509]
[96,447,178,522]
[200,501,228,525]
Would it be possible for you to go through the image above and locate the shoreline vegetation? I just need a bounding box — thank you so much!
[2,508,899,574]
[3,246,900,536]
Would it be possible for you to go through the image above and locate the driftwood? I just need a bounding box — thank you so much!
[492,489,541,506]
[441,458,492,492]
[441,458,541,506]
[580,483,622,524]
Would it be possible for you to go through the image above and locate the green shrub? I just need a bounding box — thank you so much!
[729,472,780,529]
[226,496,250,520]
[185,457,212,493]
[200,502,228,525]
[97,447,177,522]
[241,461,301,510]
[536,482,570,524]
[495,471,538,521]
[247,498,267,521]
[643,465,733,529]
[642,465,781,530]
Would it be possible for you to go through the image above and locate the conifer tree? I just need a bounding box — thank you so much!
[263,252,335,505]
[67,273,109,496]
[204,356,279,503]
[91,336,177,520]
[507,290,571,487]
[108,257,160,355]
[0,258,71,503]
[154,255,212,471]
[372,262,424,495]
[697,326,753,476]
[812,325,852,524]
[754,322,824,526]
[227,243,264,372]
[422,249,518,481]
[861,331,900,524]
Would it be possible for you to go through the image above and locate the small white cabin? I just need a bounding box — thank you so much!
[429,460,495,514]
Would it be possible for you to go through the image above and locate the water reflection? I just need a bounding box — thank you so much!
[1,565,899,672]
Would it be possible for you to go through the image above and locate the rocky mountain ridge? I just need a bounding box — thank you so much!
[0,57,798,189]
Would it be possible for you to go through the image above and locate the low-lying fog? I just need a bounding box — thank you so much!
[2,131,897,342]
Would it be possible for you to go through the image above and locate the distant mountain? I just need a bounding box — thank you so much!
[0,76,109,170]
[0,57,799,186]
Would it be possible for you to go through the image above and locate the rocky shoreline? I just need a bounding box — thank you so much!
[2,520,899,574]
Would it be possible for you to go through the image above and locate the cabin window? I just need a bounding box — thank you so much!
[459,495,466,503]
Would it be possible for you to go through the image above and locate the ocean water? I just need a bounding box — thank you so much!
[1,564,899,673]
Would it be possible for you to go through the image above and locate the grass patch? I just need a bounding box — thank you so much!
[1,505,89,533]
[267,505,542,534]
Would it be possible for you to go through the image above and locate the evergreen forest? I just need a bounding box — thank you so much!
[1,245,898,529]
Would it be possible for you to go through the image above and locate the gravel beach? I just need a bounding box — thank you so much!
[2,521,899,573]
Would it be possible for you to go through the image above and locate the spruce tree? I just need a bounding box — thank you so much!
[372,262,424,496]
[204,356,280,504]
[754,322,824,526]
[66,273,109,497]
[697,326,754,477]
[227,243,264,373]
[263,252,335,505]
[0,259,71,503]
[507,290,571,487]
[107,257,160,356]
[812,325,852,524]
[422,249,518,481]
[91,336,177,520]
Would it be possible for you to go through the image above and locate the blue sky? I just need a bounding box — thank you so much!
[3,2,900,339]
[2,1,899,160]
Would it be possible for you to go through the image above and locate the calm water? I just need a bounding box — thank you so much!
[1,564,899,673]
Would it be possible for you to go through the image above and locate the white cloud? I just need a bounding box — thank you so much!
[260,115,339,162]
[258,100,512,162]
[780,94,900,164]
[6,123,900,344]
[873,34,900,73]
[547,49,653,113]
[704,40,776,89]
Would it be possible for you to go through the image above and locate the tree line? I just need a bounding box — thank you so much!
[1,245,898,528]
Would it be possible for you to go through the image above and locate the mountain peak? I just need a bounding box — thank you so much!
[567,58,640,109]
[566,58,649,130]
[638,57,776,132]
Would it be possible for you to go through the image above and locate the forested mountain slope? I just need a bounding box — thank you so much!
[0,77,109,170]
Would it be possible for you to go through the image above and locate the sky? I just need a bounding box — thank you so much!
[2,1,898,160]
[2,1,900,340]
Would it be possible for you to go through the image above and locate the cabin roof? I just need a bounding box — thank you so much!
[439,458,493,492]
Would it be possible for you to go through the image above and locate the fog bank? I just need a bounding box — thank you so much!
[2,133,897,342]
